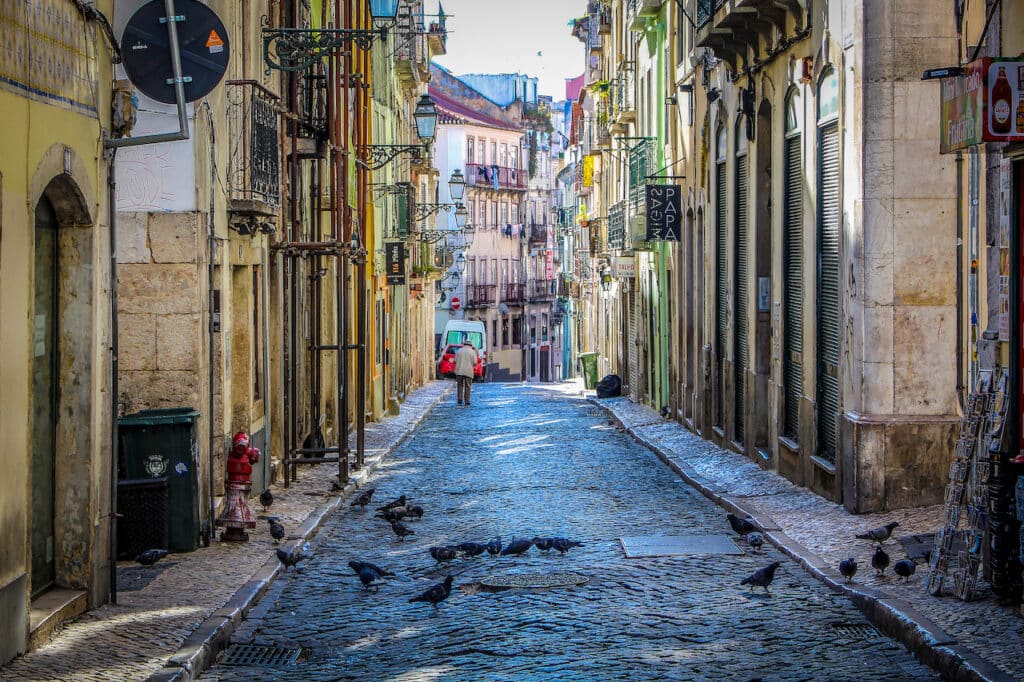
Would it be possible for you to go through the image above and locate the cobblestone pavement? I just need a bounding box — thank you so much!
[596,392,1024,681]
[203,383,935,682]
[0,382,450,682]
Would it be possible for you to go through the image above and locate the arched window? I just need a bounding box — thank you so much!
[782,86,803,442]
[733,115,749,443]
[816,68,840,463]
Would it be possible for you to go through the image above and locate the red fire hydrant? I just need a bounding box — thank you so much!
[215,431,260,541]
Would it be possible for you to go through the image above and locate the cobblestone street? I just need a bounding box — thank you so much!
[204,384,935,681]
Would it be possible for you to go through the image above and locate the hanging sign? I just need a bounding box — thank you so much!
[940,58,1024,153]
[385,241,406,285]
[645,184,681,241]
[612,256,635,278]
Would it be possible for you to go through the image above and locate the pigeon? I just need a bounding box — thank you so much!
[276,542,309,571]
[727,513,758,536]
[893,559,916,583]
[551,538,583,555]
[532,537,554,552]
[350,488,375,508]
[268,518,286,544]
[485,537,503,555]
[839,558,858,583]
[405,505,424,520]
[378,506,408,523]
[740,561,781,593]
[330,479,343,492]
[391,520,415,541]
[430,546,457,563]
[454,542,487,557]
[136,549,168,567]
[376,495,406,513]
[348,560,394,591]
[408,575,454,609]
[871,545,890,576]
[746,532,764,553]
[500,537,533,556]
[856,521,899,544]
[259,489,274,512]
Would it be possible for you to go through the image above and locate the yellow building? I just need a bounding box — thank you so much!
[0,0,117,664]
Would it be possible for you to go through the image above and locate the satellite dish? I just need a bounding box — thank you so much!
[121,0,230,104]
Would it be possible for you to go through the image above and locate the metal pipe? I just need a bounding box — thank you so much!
[107,149,119,605]
[337,0,350,486]
[955,151,965,410]
[206,108,217,545]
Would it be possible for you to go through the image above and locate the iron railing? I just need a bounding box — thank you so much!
[503,283,525,304]
[529,223,549,247]
[466,163,527,190]
[697,0,723,27]
[290,63,328,139]
[226,80,281,207]
[528,279,556,302]
[466,284,496,307]
[612,62,635,119]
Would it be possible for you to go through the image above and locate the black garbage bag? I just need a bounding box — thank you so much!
[596,374,622,399]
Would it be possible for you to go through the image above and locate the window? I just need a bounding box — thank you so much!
[502,318,510,346]
[511,203,519,224]
[500,143,508,167]
[490,141,497,165]
[477,198,486,227]
[466,136,475,163]
[509,146,518,169]
[467,199,475,224]
[500,202,508,225]
[477,140,485,164]
[492,319,498,347]
[490,200,498,227]
[512,316,522,345]
[782,87,803,442]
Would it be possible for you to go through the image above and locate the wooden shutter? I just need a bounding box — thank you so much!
[628,289,639,397]
[715,161,727,427]
[816,122,840,462]
[783,134,803,441]
[734,152,748,444]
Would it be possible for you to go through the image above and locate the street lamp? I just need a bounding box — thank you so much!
[413,94,438,145]
[454,204,468,229]
[448,168,466,201]
[370,0,401,23]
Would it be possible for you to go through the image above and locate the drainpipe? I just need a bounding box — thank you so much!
[104,0,192,605]
[206,110,217,545]
[955,151,965,411]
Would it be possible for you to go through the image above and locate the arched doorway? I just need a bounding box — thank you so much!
[753,98,773,463]
[31,194,59,597]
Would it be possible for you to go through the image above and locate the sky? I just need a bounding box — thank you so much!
[427,0,585,101]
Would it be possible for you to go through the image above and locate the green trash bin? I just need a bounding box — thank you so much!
[579,352,599,390]
[119,408,201,553]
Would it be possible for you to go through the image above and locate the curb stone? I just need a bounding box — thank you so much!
[589,396,1015,682]
[147,383,453,682]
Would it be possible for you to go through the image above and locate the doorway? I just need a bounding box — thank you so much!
[753,99,773,462]
[32,195,58,597]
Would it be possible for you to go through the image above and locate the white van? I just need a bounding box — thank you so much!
[438,320,488,381]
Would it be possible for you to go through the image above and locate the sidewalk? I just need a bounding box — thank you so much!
[591,394,1023,682]
[0,381,452,682]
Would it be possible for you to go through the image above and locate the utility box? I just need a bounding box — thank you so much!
[119,408,201,553]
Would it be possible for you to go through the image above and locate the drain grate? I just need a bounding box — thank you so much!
[220,644,303,667]
[830,623,879,640]
[480,572,589,589]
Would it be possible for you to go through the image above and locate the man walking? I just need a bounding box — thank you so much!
[454,341,479,406]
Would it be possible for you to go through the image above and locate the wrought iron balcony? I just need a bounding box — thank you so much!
[288,63,328,141]
[608,200,626,250]
[611,63,635,126]
[503,283,525,304]
[466,283,496,308]
[466,163,527,191]
[528,279,556,302]
[529,224,549,247]
[226,80,281,223]
[695,0,807,72]
[395,7,429,87]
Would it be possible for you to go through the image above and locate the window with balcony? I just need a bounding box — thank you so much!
[467,136,475,163]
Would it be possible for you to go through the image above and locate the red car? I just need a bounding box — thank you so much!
[437,344,486,382]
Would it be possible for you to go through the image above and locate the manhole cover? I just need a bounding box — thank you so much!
[480,572,589,589]
[620,535,744,557]
[220,644,304,667]
[830,623,879,640]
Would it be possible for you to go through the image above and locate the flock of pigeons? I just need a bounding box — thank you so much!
[271,486,585,609]
[131,485,918,608]
[727,513,917,593]
[841,521,917,583]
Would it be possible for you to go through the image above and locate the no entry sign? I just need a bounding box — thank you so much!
[450,297,461,310]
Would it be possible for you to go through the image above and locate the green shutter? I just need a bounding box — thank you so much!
[817,122,840,463]
[715,160,727,428]
[783,134,803,441]
[734,152,748,444]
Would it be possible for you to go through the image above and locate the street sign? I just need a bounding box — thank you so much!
[645,184,681,241]
[451,297,461,311]
[122,0,231,104]
[385,241,406,285]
